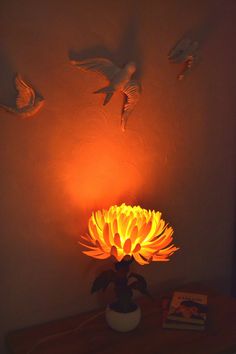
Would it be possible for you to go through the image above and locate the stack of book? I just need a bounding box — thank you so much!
[162,291,208,331]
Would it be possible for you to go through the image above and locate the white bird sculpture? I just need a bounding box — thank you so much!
[70,58,141,131]
[168,37,199,80]
[0,74,44,118]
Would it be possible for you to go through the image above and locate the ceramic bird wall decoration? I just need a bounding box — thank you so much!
[0,74,44,118]
[168,37,199,80]
[70,58,141,131]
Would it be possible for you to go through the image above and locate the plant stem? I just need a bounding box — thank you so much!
[113,259,135,313]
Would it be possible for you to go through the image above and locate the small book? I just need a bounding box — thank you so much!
[162,291,208,331]
[162,318,205,331]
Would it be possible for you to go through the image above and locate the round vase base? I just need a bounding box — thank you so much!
[105,304,141,332]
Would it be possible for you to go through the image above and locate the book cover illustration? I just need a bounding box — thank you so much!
[167,291,208,325]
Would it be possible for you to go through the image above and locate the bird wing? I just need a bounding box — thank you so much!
[15,74,35,109]
[70,58,120,81]
[168,37,193,63]
[121,80,141,131]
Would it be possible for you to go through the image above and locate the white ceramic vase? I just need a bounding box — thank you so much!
[105,304,141,332]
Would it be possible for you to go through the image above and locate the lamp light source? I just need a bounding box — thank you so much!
[80,203,179,331]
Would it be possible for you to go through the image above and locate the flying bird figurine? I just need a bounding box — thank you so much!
[0,74,44,118]
[168,37,199,80]
[70,57,141,131]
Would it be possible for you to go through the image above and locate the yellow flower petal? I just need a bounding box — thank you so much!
[133,252,149,265]
[110,245,118,258]
[112,219,118,235]
[137,221,152,243]
[82,250,110,259]
[103,223,110,246]
[80,204,179,264]
[132,243,141,253]
[130,225,138,243]
[123,238,132,254]
[114,233,121,248]
[79,242,96,250]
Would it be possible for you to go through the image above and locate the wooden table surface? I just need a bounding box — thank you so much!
[6,290,236,354]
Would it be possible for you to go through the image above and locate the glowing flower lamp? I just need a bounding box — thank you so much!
[80,203,179,331]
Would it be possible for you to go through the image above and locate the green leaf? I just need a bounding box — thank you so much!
[91,269,116,294]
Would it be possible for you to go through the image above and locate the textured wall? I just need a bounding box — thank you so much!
[1,0,236,352]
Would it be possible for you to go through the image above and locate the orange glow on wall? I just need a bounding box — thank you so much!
[80,203,179,265]
[53,110,156,210]
[63,138,142,206]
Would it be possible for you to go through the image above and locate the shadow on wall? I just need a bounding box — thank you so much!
[69,9,143,81]
[0,51,16,107]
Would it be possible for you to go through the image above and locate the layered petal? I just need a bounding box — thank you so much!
[80,203,179,265]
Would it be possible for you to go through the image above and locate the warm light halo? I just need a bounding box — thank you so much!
[80,203,179,265]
